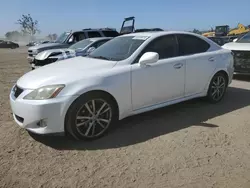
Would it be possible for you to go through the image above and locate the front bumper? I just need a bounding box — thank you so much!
[31,63,42,70]
[9,87,77,134]
[232,50,250,74]
[27,56,35,64]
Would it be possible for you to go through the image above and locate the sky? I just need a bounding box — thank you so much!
[0,0,250,37]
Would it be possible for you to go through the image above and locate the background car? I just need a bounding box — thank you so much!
[10,31,234,141]
[0,41,19,49]
[27,28,120,64]
[222,32,250,74]
[31,37,112,69]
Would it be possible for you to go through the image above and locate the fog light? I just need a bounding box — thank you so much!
[37,119,48,127]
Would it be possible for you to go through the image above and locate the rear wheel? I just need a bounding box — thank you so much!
[65,93,118,140]
[207,72,228,103]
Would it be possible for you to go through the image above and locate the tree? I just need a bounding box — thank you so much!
[5,31,22,41]
[47,33,58,41]
[192,29,202,35]
[17,14,39,36]
[52,33,58,41]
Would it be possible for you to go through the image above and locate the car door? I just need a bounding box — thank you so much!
[0,41,7,48]
[176,34,217,97]
[6,41,12,48]
[131,35,185,110]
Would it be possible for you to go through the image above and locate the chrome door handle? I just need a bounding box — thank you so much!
[208,57,215,62]
[173,63,183,69]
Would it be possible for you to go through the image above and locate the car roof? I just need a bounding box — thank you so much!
[123,30,203,37]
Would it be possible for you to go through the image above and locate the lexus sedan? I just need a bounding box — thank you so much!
[10,31,234,140]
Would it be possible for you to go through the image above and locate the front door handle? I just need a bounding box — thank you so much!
[208,57,215,62]
[173,63,183,69]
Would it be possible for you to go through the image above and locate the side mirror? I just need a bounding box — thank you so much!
[139,52,159,66]
[86,47,96,54]
[233,38,238,42]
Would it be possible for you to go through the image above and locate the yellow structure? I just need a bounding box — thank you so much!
[228,23,250,36]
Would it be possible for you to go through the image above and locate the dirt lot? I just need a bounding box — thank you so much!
[1,48,250,188]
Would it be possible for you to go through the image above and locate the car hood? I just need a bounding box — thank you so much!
[28,43,68,51]
[35,48,75,60]
[17,57,117,89]
[222,42,250,51]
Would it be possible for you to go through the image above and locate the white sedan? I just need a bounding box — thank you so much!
[10,31,234,140]
[222,32,250,74]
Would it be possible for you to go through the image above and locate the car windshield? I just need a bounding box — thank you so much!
[55,32,70,43]
[69,39,93,50]
[88,36,148,61]
[237,32,250,43]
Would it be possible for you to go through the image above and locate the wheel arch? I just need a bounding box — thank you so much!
[204,69,230,94]
[64,89,120,133]
[214,70,229,85]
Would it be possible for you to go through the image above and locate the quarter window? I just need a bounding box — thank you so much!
[177,34,210,55]
[87,31,102,38]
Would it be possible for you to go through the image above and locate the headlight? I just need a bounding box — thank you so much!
[23,84,65,100]
[33,49,39,55]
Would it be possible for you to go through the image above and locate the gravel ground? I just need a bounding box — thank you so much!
[1,48,250,188]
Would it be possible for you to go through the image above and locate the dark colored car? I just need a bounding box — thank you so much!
[0,41,19,49]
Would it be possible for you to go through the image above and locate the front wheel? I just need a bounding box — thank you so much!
[207,72,228,103]
[65,93,118,140]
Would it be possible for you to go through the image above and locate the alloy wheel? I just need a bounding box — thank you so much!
[211,75,226,101]
[75,99,112,138]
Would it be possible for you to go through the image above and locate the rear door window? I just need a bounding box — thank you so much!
[102,31,119,37]
[87,31,102,38]
[177,34,210,56]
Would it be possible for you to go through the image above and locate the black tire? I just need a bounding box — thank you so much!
[207,72,228,103]
[65,92,118,140]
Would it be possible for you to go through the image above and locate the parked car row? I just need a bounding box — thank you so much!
[27,17,164,68]
[27,28,120,65]
[31,37,113,69]
[10,30,234,140]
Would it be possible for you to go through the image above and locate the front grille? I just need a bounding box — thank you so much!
[34,58,58,66]
[28,50,32,53]
[28,54,33,57]
[14,85,24,98]
[232,50,250,73]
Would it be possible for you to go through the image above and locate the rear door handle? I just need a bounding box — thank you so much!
[173,63,183,69]
[208,57,215,62]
